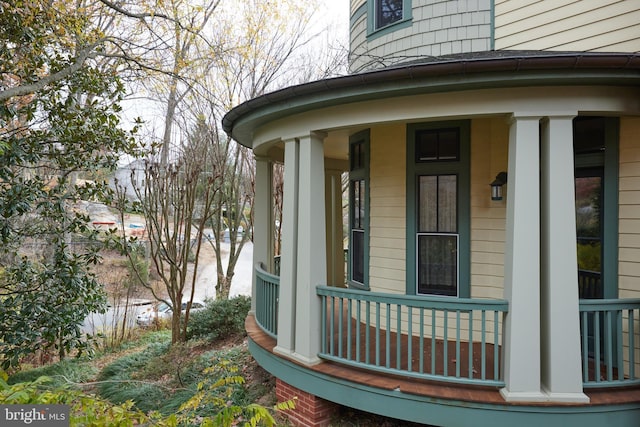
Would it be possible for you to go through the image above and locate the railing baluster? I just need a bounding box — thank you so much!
[366,300,371,365]
[455,310,461,378]
[419,308,424,374]
[629,309,635,380]
[493,310,499,381]
[606,310,613,381]
[386,303,391,369]
[330,297,335,356]
[481,310,486,381]
[347,299,352,360]
[321,295,327,354]
[408,306,413,372]
[431,308,436,375]
[443,309,449,377]
[356,299,362,363]
[376,302,381,367]
[338,297,344,358]
[617,309,624,381]
[397,304,402,370]
[582,310,588,383]
[595,311,601,383]
[468,310,474,380]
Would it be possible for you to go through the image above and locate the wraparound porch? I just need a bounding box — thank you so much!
[252,264,640,425]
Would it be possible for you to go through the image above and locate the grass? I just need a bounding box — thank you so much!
[8,358,98,389]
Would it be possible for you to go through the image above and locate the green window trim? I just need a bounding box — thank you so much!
[349,130,370,290]
[367,0,413,40]
[406,120,470,298]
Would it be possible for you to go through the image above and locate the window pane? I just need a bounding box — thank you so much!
[376,0,403,29]
[416,131,438,161]
[418,234,458,296]
[416,128,460,162]
[573,117,605,155]
[419,176,437,231]
[352,229,365,283]
[352,179,365,229]
[419,175,457,232]
[438,129,459,160]
[438,175,457,232]
[575,174,602,299]
[351,141,364,171]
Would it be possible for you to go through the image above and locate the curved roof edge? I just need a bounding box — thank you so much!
[222,51,640,145]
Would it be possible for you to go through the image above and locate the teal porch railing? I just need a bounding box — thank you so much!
[317,286,508,387]
[579,298,640,388]
[255,262,279,339]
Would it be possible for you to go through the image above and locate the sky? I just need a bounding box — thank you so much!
[321,0,350,45]
[119,0,351,148]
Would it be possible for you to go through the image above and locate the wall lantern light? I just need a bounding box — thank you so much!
[490,172,508,201]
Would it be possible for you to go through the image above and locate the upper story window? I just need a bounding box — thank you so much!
[367,0,412,37]
[376,0,403,29]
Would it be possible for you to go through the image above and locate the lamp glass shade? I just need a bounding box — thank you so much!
[491,183,502,201]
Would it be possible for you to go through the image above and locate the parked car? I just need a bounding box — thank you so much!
[136,299,205,326]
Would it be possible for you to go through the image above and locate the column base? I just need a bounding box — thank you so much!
[541,387,590,403]
[500,388,548,402]
[273,346,294,358]
[273,347,322,366]
[500,388,590,403]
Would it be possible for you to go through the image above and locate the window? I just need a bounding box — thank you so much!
[351,179,365,284]
[407,122,470,297]
[367,0,412,36]
[376,0,403,29]
[349,131,370,289]
[418,175,458,296]
[573,116,619,300]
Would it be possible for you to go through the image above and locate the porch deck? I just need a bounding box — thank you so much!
[246,314,640,408]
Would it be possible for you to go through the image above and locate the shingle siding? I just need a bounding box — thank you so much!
[350,0,493,73]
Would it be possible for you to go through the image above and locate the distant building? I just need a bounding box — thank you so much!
[111,159,146,200]
[223,1,640,426]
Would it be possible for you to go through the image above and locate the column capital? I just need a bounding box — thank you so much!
[541,112,578,122]
[509,113,543,123]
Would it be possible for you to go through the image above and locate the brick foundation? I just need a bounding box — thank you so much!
[276,378,338,427]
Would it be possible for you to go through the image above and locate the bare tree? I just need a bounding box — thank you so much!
[185,0,347,299]
[121,121,220,344]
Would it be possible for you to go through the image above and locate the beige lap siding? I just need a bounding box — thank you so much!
[368,123,407,295]
[619,117,640,377]
[470,118,509,300]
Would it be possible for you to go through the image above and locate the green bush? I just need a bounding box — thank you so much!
[187,296,251,342]
[1,368,290,427]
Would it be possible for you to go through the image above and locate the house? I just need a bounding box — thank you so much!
[110,158,147,200]
[222,1,640,426]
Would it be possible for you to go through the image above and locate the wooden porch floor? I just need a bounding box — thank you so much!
[246,315,640,407]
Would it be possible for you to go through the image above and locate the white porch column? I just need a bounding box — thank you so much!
[540,116,590,402]
[293,131,327,365]
[274,138,299,357]
[325,166,346,287]
[252,156,274,315]
[500,115,546,402]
